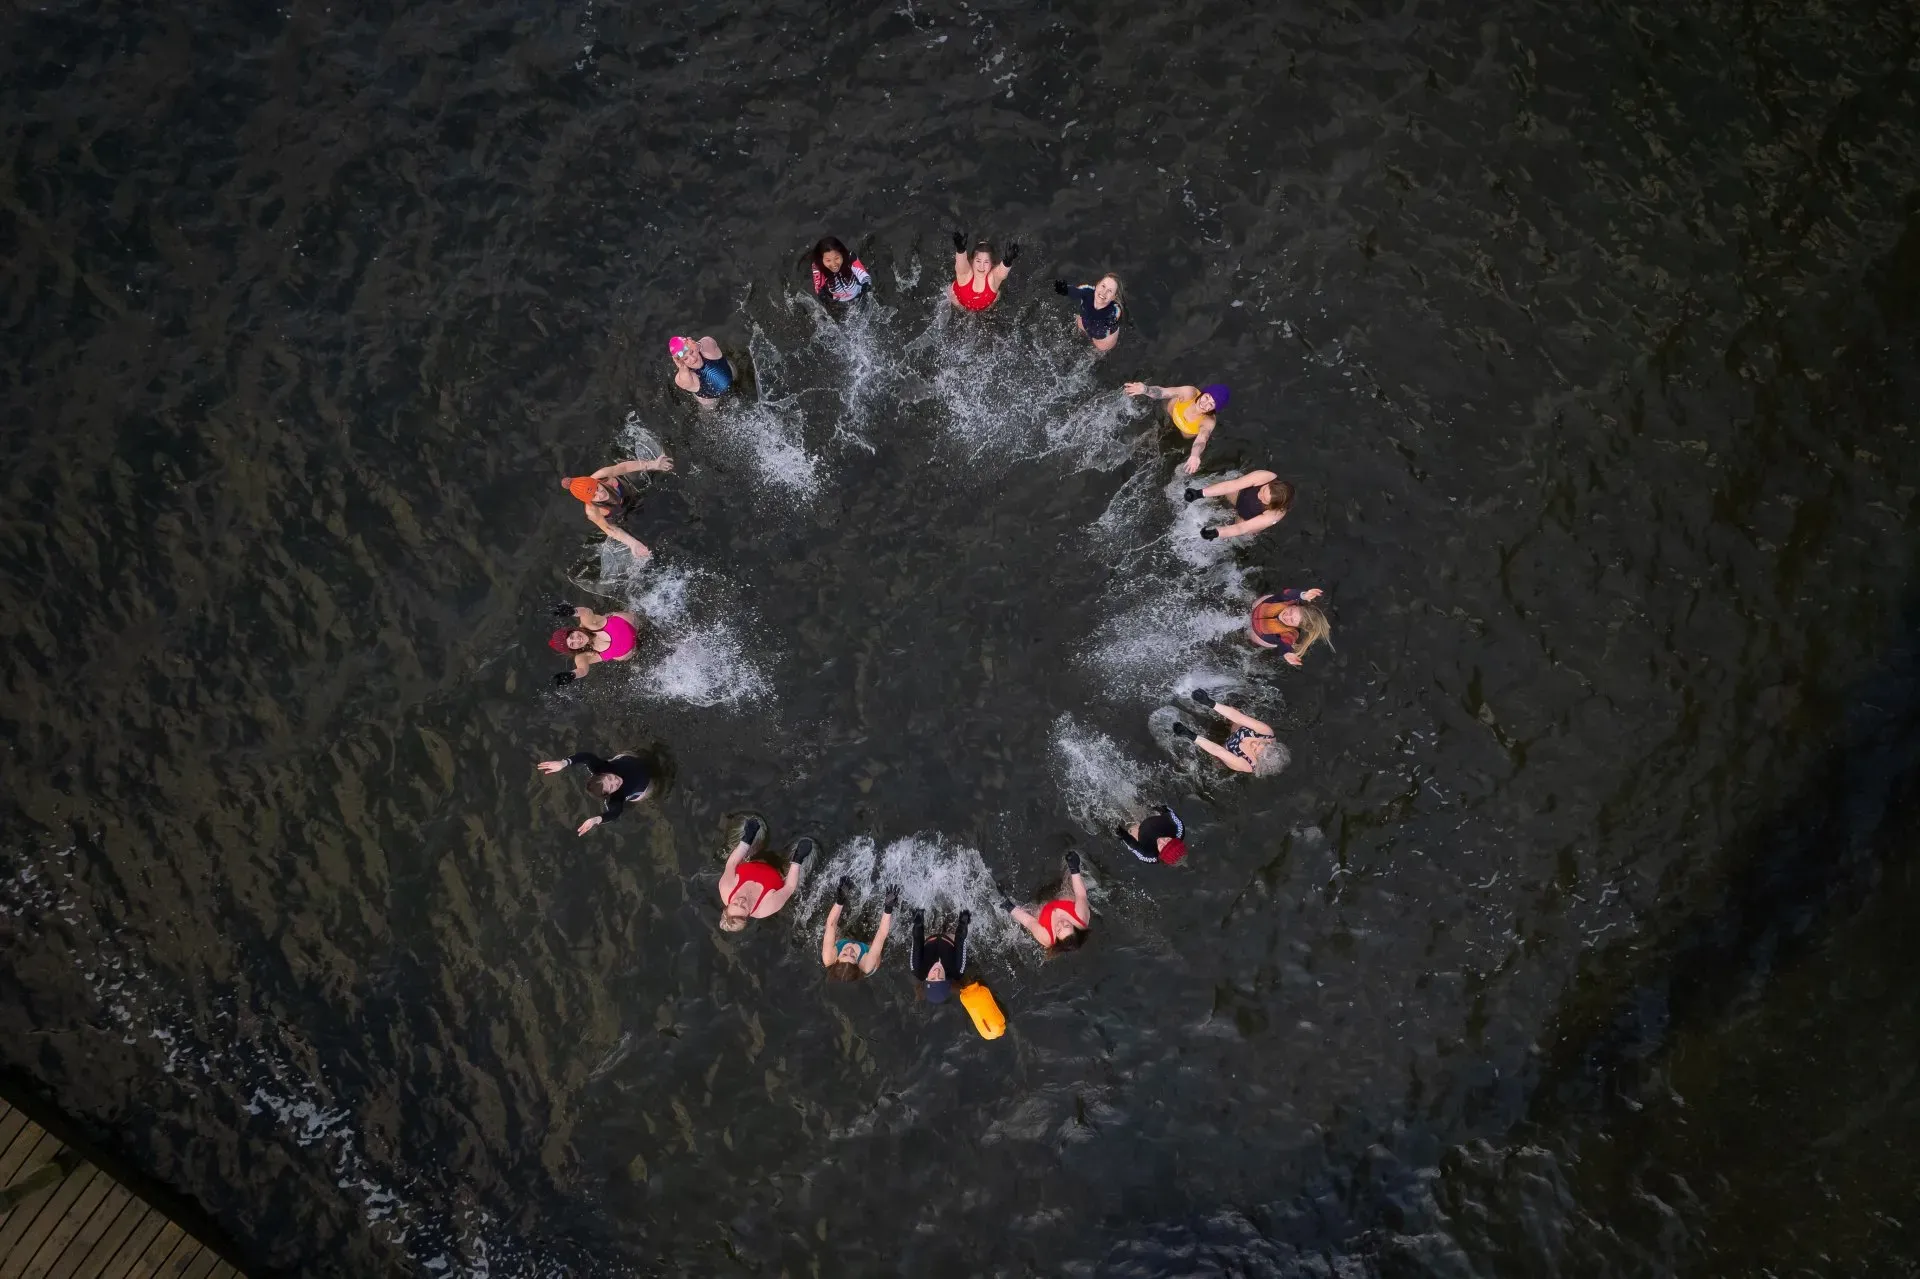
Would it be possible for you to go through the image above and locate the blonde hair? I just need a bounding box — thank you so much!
[1291,604,1332,661]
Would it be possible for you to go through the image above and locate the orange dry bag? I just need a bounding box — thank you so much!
[958,982,1005,1040]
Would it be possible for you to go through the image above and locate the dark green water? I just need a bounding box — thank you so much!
[1,0,1918,1274]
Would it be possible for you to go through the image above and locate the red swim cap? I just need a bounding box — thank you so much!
[548,628,574,653]
[1158,838,1187,866]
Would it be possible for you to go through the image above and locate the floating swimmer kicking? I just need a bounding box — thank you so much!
[562,453,674,560]
[718,820,814,932]
[548,603,643,685]
[1124,379,1230,474]
[821,879,897,981]
[1173,690,1288,775]
[1186,470,1293,542]
[1006,851,1092,952]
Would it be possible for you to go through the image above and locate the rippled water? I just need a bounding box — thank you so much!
[3,0,1918,1274]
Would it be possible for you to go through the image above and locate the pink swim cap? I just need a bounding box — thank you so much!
[668,336,692,357]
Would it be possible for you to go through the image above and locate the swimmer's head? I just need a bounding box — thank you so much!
[825,960,864,982]
[595,773,624,796]
[1049,923,1088,951]
[836,940,865,965]
[922,978,952,1003]
[1198,384,1230,413]
[548,627,575,654]
[1093,274,1121,307]
[719,899,751,932]
[1252,740,1291,777]
[565,476,608,505]
[564,629,593,652]
[1286,604,1332,661]
[813,236,851,276]
[668,336,696,362]
[970,242,994,273]
[1262,480,1295,515]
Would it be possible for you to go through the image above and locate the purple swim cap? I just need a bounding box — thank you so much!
[1200,384,1231,410]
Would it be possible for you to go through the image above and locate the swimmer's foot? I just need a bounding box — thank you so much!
[1172,722,1198,740]
[791,837,817,865]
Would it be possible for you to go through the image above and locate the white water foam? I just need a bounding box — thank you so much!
[790,833,1032,959]
[578,559,769,707]
[1048,714,1158,832]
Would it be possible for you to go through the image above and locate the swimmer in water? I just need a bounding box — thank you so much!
[535,751,653,836]
[950,230,1018,312]
[821,880,897,981]
[669,335,736,405]
[1186,471,1293,542]
[1115,805,1188,865]
[1249,588,1331,667]
[1123,380,1230,474]
[1172,690,1287,775]
[910,906,972,1002]
[718,820,814,932]
[810,236,872,303]
[562,454,674,559]
[1006,851,1091,952]
[547,604,643,685]
[1053,274,1122,351]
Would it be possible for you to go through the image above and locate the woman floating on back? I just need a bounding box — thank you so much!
[1173,691,1287,775]
[821,880,897,981]
[1006,851,1091,952]
[810,237,872,304]
[1054,274,1122,351]
[950,230,1017,312]
[1124,380,1229,474]
[1249,588,1331,667]
[718,820,814,932]
[548,604,643,685]
[1186,471,1293,542]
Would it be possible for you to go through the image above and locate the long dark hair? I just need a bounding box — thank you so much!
[812,236,855,286]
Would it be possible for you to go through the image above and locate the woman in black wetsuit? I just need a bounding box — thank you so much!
[1054,274,1122,351]
[910,908,971,1003]
[1116,805,1188,865]
[535,751,653,835]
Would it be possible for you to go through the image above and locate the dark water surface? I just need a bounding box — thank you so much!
[3,0,1919,1274]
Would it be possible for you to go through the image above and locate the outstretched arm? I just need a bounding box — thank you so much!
[760,860,807,914]
[1213,703,1274,735]
[719,840,752,900]
[1213,510,1286,540]
[695,336,723,360]
[820,904,843,966]
[1009,905,1053,946]
[586,509,651,557]
[1123,383,1201,400]
[594,456,674,479]
[1069,873,1089,923]
[1202,470,1277,498]
[1184,422,1215,475]
[1196,736,1255,773]
[862,911,893,974]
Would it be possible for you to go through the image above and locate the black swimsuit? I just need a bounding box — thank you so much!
[1068,285,1121,339]
[1235,486,1266,520]
[566,752,651,821]
[910,913,971,983]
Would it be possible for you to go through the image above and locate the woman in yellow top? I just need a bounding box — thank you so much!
[1122,381,1230,474]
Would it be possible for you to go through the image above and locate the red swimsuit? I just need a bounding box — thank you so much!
[1036,898,1086,938]
[951,272,998,311]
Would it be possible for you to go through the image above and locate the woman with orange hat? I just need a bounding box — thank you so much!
[547,605,644,685]
[561,454,673,559]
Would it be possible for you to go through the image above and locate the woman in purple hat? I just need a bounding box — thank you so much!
[1123,379,1230,473]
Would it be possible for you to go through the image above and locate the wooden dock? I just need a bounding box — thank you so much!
[0,1097,245,1279]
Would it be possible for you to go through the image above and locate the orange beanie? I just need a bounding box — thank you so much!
[566,476,600,503]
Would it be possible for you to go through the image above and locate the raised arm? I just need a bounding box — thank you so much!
[1212,703,1274,736]
[1123,382,1201,400]
[1069,873,1089,923]
[719,839,753,900]
[862,907,894,974]
[1202,470,1277,498]
[1008,904,1053,947]
[585,508,651,557]
[594,456,674,479]
[695,336,723,360]
[820,904,843,966]
[1197,736,1255,773]
[1184,420,1215,475]
[760,859,806,914]
[952,910,971,977]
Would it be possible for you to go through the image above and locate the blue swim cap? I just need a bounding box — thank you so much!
[925,979,952,1003]
[1200,384,1231,410]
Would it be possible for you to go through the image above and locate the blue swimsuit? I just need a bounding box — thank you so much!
[694,354,734,398]
[1068,285,1121,339]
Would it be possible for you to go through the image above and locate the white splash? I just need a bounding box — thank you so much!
[1048,714,1158,832]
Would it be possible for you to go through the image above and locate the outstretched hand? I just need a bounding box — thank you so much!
[576,815,603,836]
[952,229,968,253]
[1053,279,1070,295]
[1285,652,1305,667]
[883,886,900,913]
[1183,455,1203,475]
[1122,381,1147,396]
[550,602,576,618]
[834,875,853,907]
[1003,242,1020,264]
[1065,850,1083,875]
[553,671,576,686]
[535,759,569,775]
[1301,588,1325,601]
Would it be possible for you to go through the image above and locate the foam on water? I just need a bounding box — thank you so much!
[1048,713,1158,832]
[798,295,900,449]
[579,560,769,706]
[692,324,821,496]
[791,832,1031,960]
[1082,579,1251,703]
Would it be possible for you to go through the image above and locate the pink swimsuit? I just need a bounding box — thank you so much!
[599,615,637,660]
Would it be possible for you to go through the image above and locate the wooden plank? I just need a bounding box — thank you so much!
[41,1186,137,1279]
[0,1131,58,1192]
[169,1248,221,1279]
[112,1220,185,1279]
[0,1109,33,1162]
[0,1165,97,1275]
[87,1207,164,1279]
[15,1165,114,1279]
[203,1263,239,1279]
[0,1150,72,1259]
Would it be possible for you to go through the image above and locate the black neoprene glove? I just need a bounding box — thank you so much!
[1189,688,1215,708]
[552,671,575,686]
[959,909,972,927]
[883,886,900,913]
[1053,279,1070,295]
[1184,488,1203,502]
[834,875,852,907]
[1065,850,1083,874]
[952,230,968,252]
[913,907,926,929]
[1172,722,1198,740]
[1003,242,1021,264]
[1200,527,1219,541]
[550,601,575,617]
[1000,895,1017,913]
